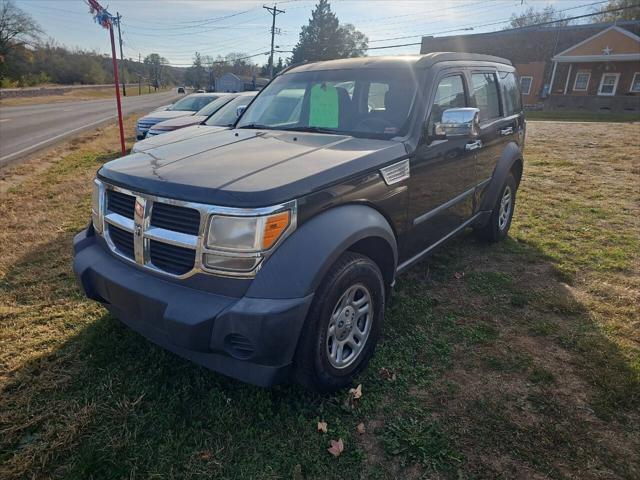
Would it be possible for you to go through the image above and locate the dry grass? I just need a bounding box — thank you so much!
[0,120,638,479]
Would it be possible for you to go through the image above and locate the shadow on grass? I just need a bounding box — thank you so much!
[1,231,638,479]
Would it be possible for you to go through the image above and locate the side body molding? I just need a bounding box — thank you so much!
[479,141,523,213]
[247,204,398,299]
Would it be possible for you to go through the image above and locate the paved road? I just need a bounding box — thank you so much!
[0,90,181,167]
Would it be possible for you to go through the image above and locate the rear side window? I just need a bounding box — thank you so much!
[471,73,501,122]
[499,72,522,116]
[427,75,467,135]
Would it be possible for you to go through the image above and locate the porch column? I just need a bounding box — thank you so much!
[549,61,558,95]
[563,63,573,95]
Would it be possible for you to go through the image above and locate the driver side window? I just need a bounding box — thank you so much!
[427,75,467,136]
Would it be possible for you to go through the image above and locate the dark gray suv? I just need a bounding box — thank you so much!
[73,53,525,391]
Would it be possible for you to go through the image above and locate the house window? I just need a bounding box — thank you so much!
[598,73,620,96]
[573,71,591,92]
[631,73,640,93]
[520,76,533,96]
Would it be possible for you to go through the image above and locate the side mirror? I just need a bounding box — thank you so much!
[236,105,247,117]
[434,107,480,138]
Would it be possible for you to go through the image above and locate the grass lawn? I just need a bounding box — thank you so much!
[0,120,638,479]
[525,109,640,123]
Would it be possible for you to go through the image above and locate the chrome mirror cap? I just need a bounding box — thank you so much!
[435,107,480,137]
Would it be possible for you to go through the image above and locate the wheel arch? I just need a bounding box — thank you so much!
[246,204,398,300]
[480,141,523,212]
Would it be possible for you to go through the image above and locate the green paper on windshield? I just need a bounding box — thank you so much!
[309,83,339,128]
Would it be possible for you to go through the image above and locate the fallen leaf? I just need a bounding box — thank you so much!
[197,450,213,461]
[327,438,344,457]
[349,384,362,400]
[379,367,397,382]
[292,463,303,480]
[356,422,366,434]
[317,421,328,433]
[454,271,464,279]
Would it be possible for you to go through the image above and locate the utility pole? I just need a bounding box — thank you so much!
[138,53,141,95]
[116,12,126,96]
[263,4,285,79]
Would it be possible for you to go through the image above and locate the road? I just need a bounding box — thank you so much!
[0,90,181,167]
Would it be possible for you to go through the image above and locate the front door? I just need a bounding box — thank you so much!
[403,73,477,261]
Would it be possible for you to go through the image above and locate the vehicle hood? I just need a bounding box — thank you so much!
[152,115,208,130]
[138,110,195,122]
[132,125,228,153]
[100,128,407,208]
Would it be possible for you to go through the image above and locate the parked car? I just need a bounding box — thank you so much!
[145,91,256,138]
[195,89,206,93]
[135,93,224,140]
[177,86,186,94]
[74,53,525,391]
[133,92,257,152]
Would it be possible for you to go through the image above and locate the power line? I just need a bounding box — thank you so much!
[367,0,609,44]
[365,2,637,51]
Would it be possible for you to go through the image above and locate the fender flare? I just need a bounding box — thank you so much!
[479,141,523,212]
[247,204,398,299]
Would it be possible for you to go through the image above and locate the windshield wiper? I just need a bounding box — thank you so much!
[237,123,273,130]
[282,126,343,135]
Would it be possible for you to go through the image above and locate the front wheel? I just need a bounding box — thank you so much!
[293,252,385,392]
[475,173,517,242]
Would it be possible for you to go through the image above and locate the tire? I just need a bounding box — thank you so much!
[475,173,517,242]
[293,252,385,392]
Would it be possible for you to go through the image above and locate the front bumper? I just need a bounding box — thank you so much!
[73,227,313,387]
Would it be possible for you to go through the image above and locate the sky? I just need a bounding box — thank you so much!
[15,0,608,67]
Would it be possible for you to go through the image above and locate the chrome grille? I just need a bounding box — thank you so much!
[96,182,297,279]
[107,190,135,219]
[149,240,196,275]
[108,224,135,258]
[151,202,200,235]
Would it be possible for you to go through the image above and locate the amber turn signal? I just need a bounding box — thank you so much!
[262,211,290,249]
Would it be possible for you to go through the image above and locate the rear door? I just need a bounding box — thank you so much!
[468,70,508,185]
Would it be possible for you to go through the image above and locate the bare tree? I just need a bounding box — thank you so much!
[0,0,42,73]
[506,6,571,29]
[591,0,640,23]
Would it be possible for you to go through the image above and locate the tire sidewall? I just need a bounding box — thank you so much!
[304,255,385,390]
[492,174,517,240]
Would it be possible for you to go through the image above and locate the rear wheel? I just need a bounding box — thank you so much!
[293,252,385,392]
[475,173,517,242]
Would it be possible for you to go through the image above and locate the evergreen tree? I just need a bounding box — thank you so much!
[290,0,367,65]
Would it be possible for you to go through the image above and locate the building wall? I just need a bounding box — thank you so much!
[513,62,546,105]
[563,28,640,56]
[557,61,640,97]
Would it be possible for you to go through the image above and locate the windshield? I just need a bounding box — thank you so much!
[236,68,418,138]
[169,95,219,112]
[205,95,256,127]
[195,95,233,116]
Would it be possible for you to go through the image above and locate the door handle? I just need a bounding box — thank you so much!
[465,140,482,151]
[500,127,514,136]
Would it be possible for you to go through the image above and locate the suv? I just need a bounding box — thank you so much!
[73,53,525,391]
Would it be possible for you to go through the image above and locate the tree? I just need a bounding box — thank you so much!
[290,0,368,64]
[0,0,42,81]
[507,5,571,29]
[185,51,205,89]
[202,54,216,90]
[591,0,640,23]
[143,53,167,88]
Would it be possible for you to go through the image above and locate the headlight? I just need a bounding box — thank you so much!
[91,179,103,234]
[206,211,290,252]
